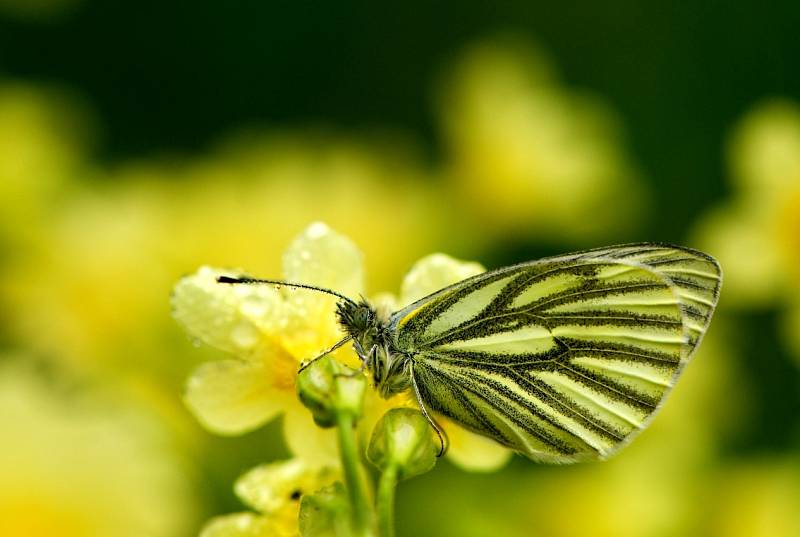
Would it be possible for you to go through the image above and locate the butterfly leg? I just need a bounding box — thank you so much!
[331,343,371,379]
[298,335,353,373]
[409,361,449,457]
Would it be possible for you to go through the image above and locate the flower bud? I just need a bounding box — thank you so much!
[367,408,438,479]
[296,355,366,427]
[298,482,350,537]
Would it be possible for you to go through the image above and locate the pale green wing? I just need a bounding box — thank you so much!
[390,244,721,463]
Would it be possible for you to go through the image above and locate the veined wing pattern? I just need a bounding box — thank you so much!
[390,244,721,462]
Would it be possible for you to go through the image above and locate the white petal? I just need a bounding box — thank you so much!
[185,360,284,435]
[282,222,364,300]
[172,266,284,355]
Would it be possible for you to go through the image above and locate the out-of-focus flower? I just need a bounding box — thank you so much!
[0,359,195,537]
[199,459,338,537]
[0,83,92,249]
[694,99,800,359]
[437,37,646,243]
[707,458,800,537]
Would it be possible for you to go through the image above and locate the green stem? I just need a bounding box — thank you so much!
[336,411,372,536]
[376,464,398,537]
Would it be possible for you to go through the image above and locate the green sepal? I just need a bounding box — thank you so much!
[296,355,366,428]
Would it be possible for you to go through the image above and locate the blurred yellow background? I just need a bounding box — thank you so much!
[1,2,799,536]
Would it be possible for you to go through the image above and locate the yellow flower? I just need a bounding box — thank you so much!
[437,36,646,242]
[0,359,195,537]
[693,99,800,359]
[0,123,444,458]
[173,222,362,464]
[199,459,338,537]
[174,222,511,471]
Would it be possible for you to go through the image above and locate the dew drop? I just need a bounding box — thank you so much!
[306,221,329,239]
[240,296,269,318]
[231,322,259,350]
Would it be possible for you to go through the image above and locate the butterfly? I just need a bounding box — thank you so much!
[219,243,721,463]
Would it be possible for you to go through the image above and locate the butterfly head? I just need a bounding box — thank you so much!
[335,299,411,398]
[335,298,377,338]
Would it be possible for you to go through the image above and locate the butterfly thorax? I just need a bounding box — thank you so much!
[335,299,411,398]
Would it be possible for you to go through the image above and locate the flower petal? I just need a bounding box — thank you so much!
[283,406,340,466]
[443,419,513,472]
[185,360,284,435]
[279,223,365,359]
[400,253,485,306]
[235,459,337,514]
[199,513,274,537]
[172,266,284,355]
[282,222,364,300]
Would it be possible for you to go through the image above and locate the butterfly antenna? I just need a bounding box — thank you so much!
[217,276,357,305]
[409,362,449,457]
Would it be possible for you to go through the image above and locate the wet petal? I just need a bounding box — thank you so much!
[199,513,274,537]
[283,406,340,466]
[172,266,284,355]
[400,253,485,306]
[282,222,364,300]
[185,360,285,435]
[235,459,337,514]
[444,420,513,472]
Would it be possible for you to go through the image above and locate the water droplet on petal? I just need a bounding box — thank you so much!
[231,322,259,350]
[306,221,330,239]
[240,296,269,318]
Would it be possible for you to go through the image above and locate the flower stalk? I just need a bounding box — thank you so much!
[375,464,398,537]
[297,355,374,535]
[367,408,439,537]
[335,411,373,536]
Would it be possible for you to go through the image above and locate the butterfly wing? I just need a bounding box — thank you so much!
[390,244,721,463]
